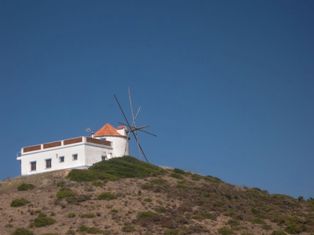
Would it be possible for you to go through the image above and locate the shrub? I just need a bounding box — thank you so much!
[56,187,75,199]
[33,213,56,227]
[271,231,287,235]
[170,173,183,179]
[307,198,314,210]
[68,156,164,182]
[141,178,169,192]
[66,194,90,204]
[252,218,265,224]
[192,211,214,221]
[97,192,117,200]
[144,198,152,202]
[218,227,234,235]
[56,187,89,204]
[80,213,96,218]
[67,169,103,182]
[66,230,75,235]
[191,174,202,181]
[164,229,180,235]
[11,198,30,207]
[92,180,104,187]
[285,223,306,234]
[78,225,103,234]
[154,206,167,214]
[136,211,160,225]
[205,175,222,183]
[11,228,34,235]
[173,168,186,174]
[262,224,272,230]
[122,223,136,232]
[67,212,76,218]
[17,183,35,191]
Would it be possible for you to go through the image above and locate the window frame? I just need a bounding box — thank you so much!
[101,155,107,161]
[45,159,52,169]
[30,161,36,171]
[72,154,78,161]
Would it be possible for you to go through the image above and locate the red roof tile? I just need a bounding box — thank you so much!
[94,123,122,137]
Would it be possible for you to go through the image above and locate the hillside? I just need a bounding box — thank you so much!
[0,156,313,235]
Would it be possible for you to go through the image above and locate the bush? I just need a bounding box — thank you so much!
[68,156,164,182]
[10,198,30,207]
[218,227,234,235]
[66,230,75,235]
[33,213,56,227]
[173,168,186,174]
[285,223,306,234]
[17,183,35,191]
[136,211,161,225]
[141,178,170,192]
[11,228,33,235]
[80,213,96,218]
[192,211,214,221]
[271,231,287,235]
[170,173,183,179]
[67,169,103,182]
[122,223,136,232]
[227,219,240,227]
[56,187,75,199]
[205,175,222,183]
[56,187,90,204]
[191,174,202,181]
[307,198,314,210]
[144,198,152,202]
[164,229,180,235]
[65,194,90,204]
[97,192,117,200]
[78,225,103,234]
[67,212,76,218]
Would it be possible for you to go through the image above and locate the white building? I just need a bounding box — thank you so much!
[17,123,129,176]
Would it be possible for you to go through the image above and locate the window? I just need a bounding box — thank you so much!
[46,159,52,168]
[72,154,78,161]
[30,161,36,171]
[59,156,65,163]
[101,155,107,161]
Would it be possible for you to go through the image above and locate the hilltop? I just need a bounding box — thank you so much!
[0,156,313,235]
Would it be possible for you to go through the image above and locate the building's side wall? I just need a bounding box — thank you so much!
[19,144,86,175]
[84,144,113,166]
[104,136,129,157]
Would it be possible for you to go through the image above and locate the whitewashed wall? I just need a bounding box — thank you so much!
[17,143,112,176]
[104,136,129,157]
[84,144,112,166]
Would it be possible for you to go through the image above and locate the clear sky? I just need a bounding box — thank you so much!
[0,0,313,198]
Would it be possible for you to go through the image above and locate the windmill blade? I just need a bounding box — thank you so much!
[134,106,141,120]
[114,95,133,129]
[137,129,157,137]
[114,94,150,162]
[128,87,136,126]
[134,135,150,163]
[133,125,150,131]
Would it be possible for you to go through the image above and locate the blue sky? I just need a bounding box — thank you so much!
[0,0,313,198]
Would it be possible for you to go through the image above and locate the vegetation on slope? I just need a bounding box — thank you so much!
[67,156,164,181]
[1,156,314,235]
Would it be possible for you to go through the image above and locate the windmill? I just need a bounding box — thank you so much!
[114,88,156,162]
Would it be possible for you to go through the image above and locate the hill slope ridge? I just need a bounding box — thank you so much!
[0,156,313,235]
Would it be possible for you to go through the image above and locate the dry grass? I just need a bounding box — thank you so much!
[0,156,313,235]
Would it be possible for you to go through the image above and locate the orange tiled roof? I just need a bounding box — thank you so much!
[94,123,122,137]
